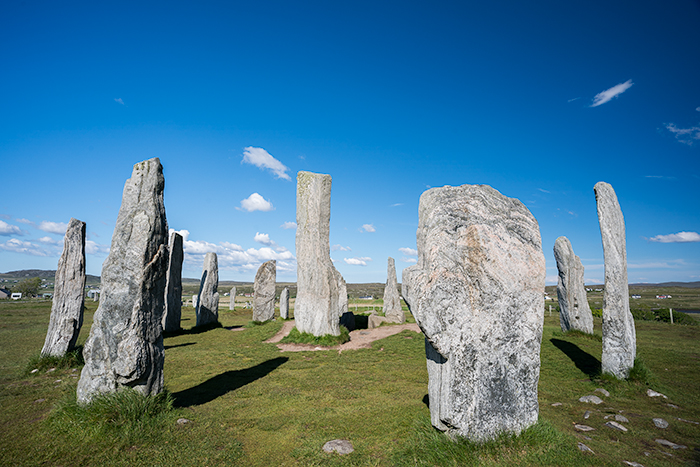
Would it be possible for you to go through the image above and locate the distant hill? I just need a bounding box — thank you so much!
[630,281,700,289]
[0,269,101,283]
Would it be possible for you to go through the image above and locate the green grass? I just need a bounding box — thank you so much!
[280,325,350,346]
[25,347,85,375]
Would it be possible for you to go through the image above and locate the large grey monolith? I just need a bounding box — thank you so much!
[162,231,183,332]
[368,257,405,329]
[594,182,636,379]
[402,184,545,442]
[41,218,86,357]
[253,260,276,322]
[196,252,219,326]
[77,158,168,404]
[554,236,594,334]
[294,171,345,336]
[229,286,236,310]
[279,287,290,319]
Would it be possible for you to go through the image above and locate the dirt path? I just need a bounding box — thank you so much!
[264,320,422,352]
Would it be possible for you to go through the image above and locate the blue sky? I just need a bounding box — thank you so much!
[1,0,699,285]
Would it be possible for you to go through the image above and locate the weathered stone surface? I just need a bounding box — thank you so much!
[279,287,289,319]
[605,421,628,432]
[575,424,595,432]
[229,286,236,310]
[579,395,604,404]
[77,158,168,404]
[401,184,545,441]
[595,182,636,379]
[162,231,183,332]
[253,260,276,322]
[196,252,219,326]
[653,418,669,428]
[647,389,667,398]
[655,439,686,449]
[294,171,346,336]
[383,257,404,323]
[595,388,610,397]
[554,236,594,334]
[578,442,595,454]
[42,218,87,357]
[322,439,354,455]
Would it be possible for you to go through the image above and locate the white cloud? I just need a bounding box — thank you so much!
[242,147,291,180]
[114,98,125,105]
[85,240,110,255]
[15,218,34,225]
[399,247,417,256]
[648,231,700,243]
[332,244,352,252]
[38,236,59,244]
[0,238,49,256]
[239,193,274,212]
[0,220,25,236]
[590,79,633,107]
[402,258,417,264]
[627,259,686,269]
[537,188,550,194]
[567,97,581,103]
[361,224,376,233]
[390,203,403,207]
[254,232,273,246]
[280,221,297,230]
[665,123,700,145]
[344,256,372,266]
[38,221,68,235]
[696,107,700,112]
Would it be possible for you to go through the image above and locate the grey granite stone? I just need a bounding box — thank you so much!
[253,260,276,322]
[229,286,236,310]
[279,287,289,319]
[196,252,219,326]
[162,231,183,332]
[554,236,594,334]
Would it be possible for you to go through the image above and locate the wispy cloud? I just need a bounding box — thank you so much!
[114,98,125,105]
[15,218,34,225]
[648,231,700,243]
[390,203,403,207]
[238,193,274,212]
[627,259,687,269]
[645,175,676,180]
[360,224,376,233]
[280,221,297,230]
[38,236,60,244]
[344,257,372,266]
[403,258,417,264]
[590,79,633,107]
[0,238,50,256]
[85,240,110,255]
[665,123,700,146]
[537,188,550,194]
[0,220,25,236]
[567,97,581,103]
[399,247,417,256]
[332,244,352,252]
[38,221,68,235]
[242,147,291,180]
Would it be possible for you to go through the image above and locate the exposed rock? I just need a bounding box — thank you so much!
[176,418,191,425]
[554,236,594,334]
[653,418,669,429]
[229,286,236,310]
[594,182,636,379]
[615,414,629,423]
[196,252,219,326]
[676,417,699,425]
[551,402,562,407]
[574,424,595,432]
[253,260,276,322]
[402,184,545,441]
[623,462,644,467]
[667,403,679,409]
[595,388,610,397]
[646,389,667,399]
[579,395,604,405]
[322,439,354,455]
[584,410,591,419]
[604,421,627,432]
[41,218,86,357]
[162,231,183,332]
[294,171,345,336]
[77,158,168,404]
[655,439,686,449]
[279,287,289,319]
[578,442,595,454]
[383,257,404,323]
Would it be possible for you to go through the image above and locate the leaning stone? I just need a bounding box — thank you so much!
[653,418,669,428]
[382,257,404,324]
[77,158,168,404]
[594,182,636,379]
[196,252,219,326]
[322,439,354,455]
[578,442,594,454]
[594,388,610,397]
[402,184,545,442]
[279,287,289,319]
[554,236,594,334]
[615,414,629,423]
[655,439,686,449]
[162,231,183,332]
[253,260,276,322]
[579,395,604,405]
[229,286,236,310]
[41,218,86,357]
[574,424,595,432]
[646,389,667,399]
[604,421,627,432]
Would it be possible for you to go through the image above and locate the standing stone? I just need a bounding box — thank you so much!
[294,171,345,336]
[554,236,594,334]
[402,184,545,441]
[196,252,219,326]
[77,158,168,404]
[279,287,290,319]
[229,286,236,310]
[192,295,198,308]
[369,257,405,329]
[41,218,86,357]
[162,232,183,332]
[594,182,636,379]
[253,260,276,322]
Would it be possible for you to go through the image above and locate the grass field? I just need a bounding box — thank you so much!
[0,297,698,466]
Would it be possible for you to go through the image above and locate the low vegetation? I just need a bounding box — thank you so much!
[280,325,350,346]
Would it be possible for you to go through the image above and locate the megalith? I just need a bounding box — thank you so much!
[253,260,276,322]
[369,257,405,329]
[41,217,86,357]
[279,287,290,319]
[162,231,183,332]
[402,184,545,441]
[196,252,219,326]
[554,236,594,334]
[77,158,168,404]
[594,182,636,379]
[229,286,236,310]
[294,171,346,336]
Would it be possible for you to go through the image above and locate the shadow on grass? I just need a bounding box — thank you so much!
[163,321,223,338]
[163,342,196,350]
[224,325,245,331]
[173,357,289,407]
[550,339,601,378]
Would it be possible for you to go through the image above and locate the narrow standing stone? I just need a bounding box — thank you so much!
[554,236,594,334]
[77,158,168,404]
[196,252,219,326]
[594,182,636,379]
[162,231,183,332]
[279,287,290,319]
[229,286,236,310]
[383,257,404,323]
[253,260,276,322]
[41,218,86,357]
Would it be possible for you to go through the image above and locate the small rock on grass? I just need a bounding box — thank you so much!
[623,461,645,467]
[615,414,629,423]
[647,389,667,399]
[322,439,354,455]
[676,417,699,425]
[33,399,45,404]
[551,402,562,407]
[574,424,595,432]
[583,410,591,419]
[579,395,603,404]
[30,369,38,374]
[653,418,669,429]
[176,418,191,425]
[577,442,594,454]
[655,439,687,450]
[594,388,610,397]
[604,421,627,432]
[666,403,679,409]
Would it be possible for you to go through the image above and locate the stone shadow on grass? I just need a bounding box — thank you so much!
[164,342,196,350]
[173,357,289,407]
[163,321,223,338]
[550,338,601,378]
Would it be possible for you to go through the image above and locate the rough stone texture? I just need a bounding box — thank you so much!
[579,395,604,404]
[554,236,594,334]
[653,418,669,429]
[595,182,636,379]
[229,286,236,310]
[383,257,404,323]
[77,158,168,404]
[605,421,628,432]
[294,171,346,336]
[162,232,183,332]
[647,389,667,398]
[322,439,354,455]
[401,184,545,441]
[595,388,610,397]
[196,252,219,326]
[279,287,289,319]
[253,260,276,322]
[41,218,86,357]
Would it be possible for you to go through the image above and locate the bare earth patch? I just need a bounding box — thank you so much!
[265,319,422,352]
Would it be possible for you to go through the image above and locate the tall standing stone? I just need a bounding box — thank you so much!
[369,257,405,328]
[253,260,276,322]
[279,287,290,319]
[229,286,236,310]
[402,184,545,441]
[295,171,345,336]
[162,232,183,332]
[196,252,219,326]
[594,182,636,379]
[41,218,86,357]
[77,158,168,404]
[554,236,594,334]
